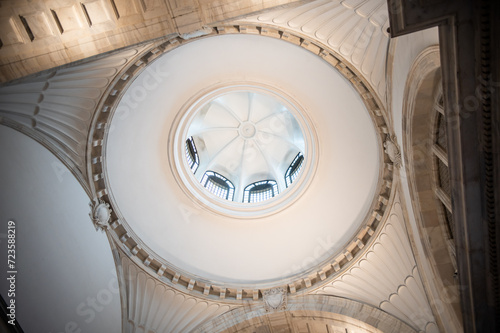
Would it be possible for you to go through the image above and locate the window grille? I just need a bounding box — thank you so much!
[243,180,278,203]
[185,137,199,173]
[285,153,304,188]
[201,171,234,201]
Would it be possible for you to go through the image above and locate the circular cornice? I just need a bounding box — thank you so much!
[87,24,395,302]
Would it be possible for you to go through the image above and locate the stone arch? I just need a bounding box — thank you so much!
[402,45,462,331]
[191,294,417,333]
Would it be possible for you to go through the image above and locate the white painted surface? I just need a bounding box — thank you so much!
[390,28,439,141]
[0,126,121,333]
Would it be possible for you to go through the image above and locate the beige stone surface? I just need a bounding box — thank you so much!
[0,0,300,83]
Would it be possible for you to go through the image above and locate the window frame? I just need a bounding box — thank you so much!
[285,152,304,188]
[201,171,235,201]
[185,136,200,173]
[243,180,279,203]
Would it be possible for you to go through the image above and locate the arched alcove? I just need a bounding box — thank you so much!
[402,46,462,330]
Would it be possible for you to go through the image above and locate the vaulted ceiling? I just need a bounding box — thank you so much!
[0,1,464,333]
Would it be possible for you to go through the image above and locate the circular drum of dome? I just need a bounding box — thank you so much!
[103,33,383,288]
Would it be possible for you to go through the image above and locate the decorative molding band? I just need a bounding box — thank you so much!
[88,23,395,302]
[478,0,500,321]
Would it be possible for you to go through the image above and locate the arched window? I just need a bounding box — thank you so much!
[243,180,278,203]
[185,136,199,173]
[201,171,234,201]
[432,89,455,247]
[285,153,304,188]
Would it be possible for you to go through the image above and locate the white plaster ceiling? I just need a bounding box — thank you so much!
[106,34,380,285]
[0,126,121,333]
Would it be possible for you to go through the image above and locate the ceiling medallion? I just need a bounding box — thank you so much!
[170,83,317,218]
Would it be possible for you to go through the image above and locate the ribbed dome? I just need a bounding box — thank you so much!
[185,90,305,203]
